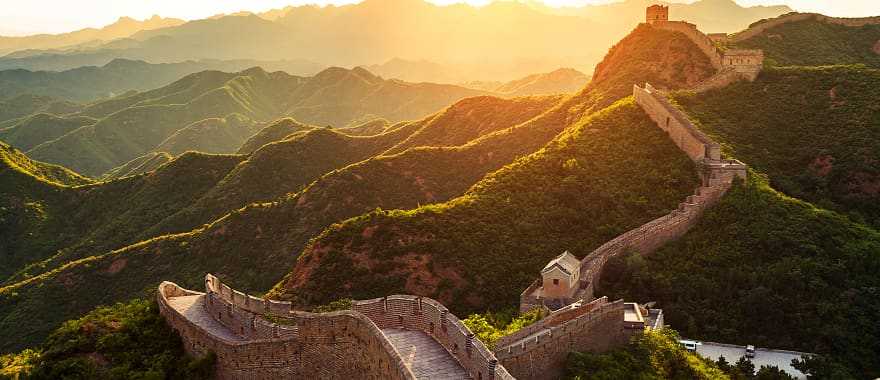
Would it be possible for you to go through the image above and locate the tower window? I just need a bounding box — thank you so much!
[553,279,560,285]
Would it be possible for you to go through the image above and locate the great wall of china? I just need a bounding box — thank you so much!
[156,7,777,379]
[159,274,516,379]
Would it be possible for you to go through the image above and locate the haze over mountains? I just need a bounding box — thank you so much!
[0,64,587,177]
[0,0,791,81]
[0,15,184,56]
[3,2,880,379]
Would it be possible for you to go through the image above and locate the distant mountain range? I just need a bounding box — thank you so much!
[0,58,324,102]
[0,0,791,79]
[0,65,586,176]
[0,15,184,56]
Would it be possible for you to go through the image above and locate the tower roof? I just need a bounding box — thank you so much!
[541,251,580,275]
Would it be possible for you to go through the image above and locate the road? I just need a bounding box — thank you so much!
[691,341,808,379]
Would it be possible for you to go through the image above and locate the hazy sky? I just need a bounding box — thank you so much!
[0,0,876,36]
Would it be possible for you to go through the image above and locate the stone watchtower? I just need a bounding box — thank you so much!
[646,4,668,24]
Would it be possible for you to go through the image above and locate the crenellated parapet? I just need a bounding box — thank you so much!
[495,298,634,380]
[352,295,514,380]
[159,274,513,379]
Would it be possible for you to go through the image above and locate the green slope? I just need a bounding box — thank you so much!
[0,142,92,189]
[0,113,96,151]
[672,65,880,228]
[236,117,317,154]
[383,95,564,155]
[732,18,880,67]
[0,152,245,284]
[598,174,880,378]
[0,94,81,124]
[270,98,699,312]
[23,66,495,176]
[153,114,262,156]
[336,118,393,137]
[101,151,174,180]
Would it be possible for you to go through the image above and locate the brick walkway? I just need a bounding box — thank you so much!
[382,328,471,379]
[166,294,244,342]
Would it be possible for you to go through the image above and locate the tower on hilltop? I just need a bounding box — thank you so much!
[646,4,668,24]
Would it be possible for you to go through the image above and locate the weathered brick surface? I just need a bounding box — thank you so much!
[352,296,514,380]
[495,300,630,380]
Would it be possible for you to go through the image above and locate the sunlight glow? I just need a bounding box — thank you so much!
[0,0,876,36]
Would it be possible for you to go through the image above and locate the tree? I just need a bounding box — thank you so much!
[755,365,795,380]
[735,357,756,378]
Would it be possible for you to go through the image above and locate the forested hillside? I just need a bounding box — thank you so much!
[0,23,718,352]
[673,65,880,228]
[599,174,880,378]
[732,17,880,67]
[270,98,698,312]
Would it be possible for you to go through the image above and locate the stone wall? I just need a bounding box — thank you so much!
[160,275,515,379]
[499,297,611,350]
[352,295,515,380]
[689,68,744,93]
[652,21,724,70]
[159,277,416,380]
[633,83,721,161]
[571,84,747,301]
[648,20,763,85]
[495,300,630,380]
[730,13,880,43]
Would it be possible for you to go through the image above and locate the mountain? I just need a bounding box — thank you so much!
[365,58,467,83]
[493,68,589,96]
[236,118,317,154]
[674,65,880,228]
[0,113,96,151]
[0,94,81,124]
[20,66,489,176]
[0,19,717,352]
[0,15,184,56]
[0,141,91,189]
[0,58,325,103]
[730,15,880,67]
[152,114,262,156]
[101,151,173,180]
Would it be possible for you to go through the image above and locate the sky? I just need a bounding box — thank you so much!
[0,0,877,36]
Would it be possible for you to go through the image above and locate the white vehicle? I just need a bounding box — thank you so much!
[680,340,702,352]
[745,345,756,358]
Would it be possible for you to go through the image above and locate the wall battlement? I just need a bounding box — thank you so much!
[159,274,514,379]
[494,298,633,379]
